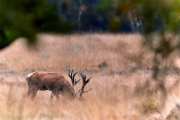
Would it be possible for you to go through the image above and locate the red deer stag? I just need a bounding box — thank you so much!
[26,69,91,100]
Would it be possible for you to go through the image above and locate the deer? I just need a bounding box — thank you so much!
[26,69,91,100]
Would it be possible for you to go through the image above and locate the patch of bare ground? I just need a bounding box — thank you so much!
[0,34,180,119]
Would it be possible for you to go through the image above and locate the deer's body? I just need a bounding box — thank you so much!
[26,70,91,100]
[26,71,75,99]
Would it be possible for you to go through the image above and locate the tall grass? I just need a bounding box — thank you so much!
[0,33,180,119]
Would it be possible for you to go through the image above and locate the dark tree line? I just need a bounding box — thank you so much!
[51,0,143,33]
[0,0,74,49]
[0,0,179,49]
[50,0,180,34]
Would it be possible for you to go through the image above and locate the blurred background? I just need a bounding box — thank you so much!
[0,0,180,120]
[0,0,179,49]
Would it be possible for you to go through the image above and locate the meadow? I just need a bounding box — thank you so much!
[0,34,180,120]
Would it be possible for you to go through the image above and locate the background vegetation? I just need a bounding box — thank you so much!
[0,0,180,119]
[0,0,180,49]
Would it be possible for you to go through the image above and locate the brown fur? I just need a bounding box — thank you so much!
[26,72,75,99]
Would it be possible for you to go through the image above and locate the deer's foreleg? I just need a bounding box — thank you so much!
[27,86,38,100]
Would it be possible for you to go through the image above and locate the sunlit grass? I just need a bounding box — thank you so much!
[0,33,179,119]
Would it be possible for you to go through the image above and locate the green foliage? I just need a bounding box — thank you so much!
[141,0,180,59]
[116,0,180,57]
[142,93,159,113]
[95,0,115,12]
[108,16,120,32]
[0,0,73,49]
[116,0,180,113]
[1,0,180,53]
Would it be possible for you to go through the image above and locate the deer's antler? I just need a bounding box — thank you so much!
[79,69,92,98]
[68,69,80,89]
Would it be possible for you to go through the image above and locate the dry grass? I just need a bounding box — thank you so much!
[0,33,151,72]
[0,33,180,120]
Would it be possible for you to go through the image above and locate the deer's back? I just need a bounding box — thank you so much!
[26,72,72,90]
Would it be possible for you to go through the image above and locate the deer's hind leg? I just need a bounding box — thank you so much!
[50,92,55,99]
[52,89,60,100]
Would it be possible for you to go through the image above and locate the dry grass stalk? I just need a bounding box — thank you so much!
[0,34,179,119]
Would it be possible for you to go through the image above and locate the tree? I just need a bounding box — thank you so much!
[0,0,73,49]
[117,0,180,114]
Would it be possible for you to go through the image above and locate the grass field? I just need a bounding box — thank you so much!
[0,33,180,120]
